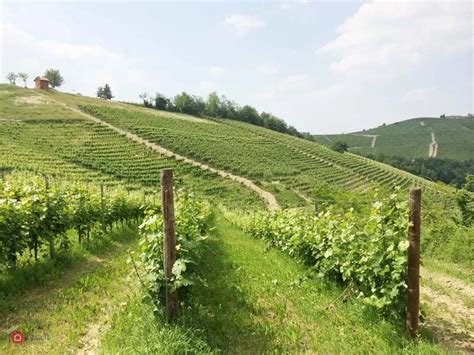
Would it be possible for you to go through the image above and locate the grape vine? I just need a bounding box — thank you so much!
[241,192,409,311]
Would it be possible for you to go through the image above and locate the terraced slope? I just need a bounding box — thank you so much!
[1,85,451,209]
[78,104,435,201]
[0,86,264,210]
[314,117,474,160]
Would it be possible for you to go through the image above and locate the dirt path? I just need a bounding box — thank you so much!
[428,131,438,158]
[350,134,378,148]
[58,102,279,210]
[53,100,279,210]
[0,230,138,354]
[421,267,474,352]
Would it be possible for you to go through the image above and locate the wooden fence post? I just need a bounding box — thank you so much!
[100,184,105,234]
[406,187,421,337]
[44,175,55,259]
[160,169,179,320]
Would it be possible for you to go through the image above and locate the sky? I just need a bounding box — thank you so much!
[0,0,472,134]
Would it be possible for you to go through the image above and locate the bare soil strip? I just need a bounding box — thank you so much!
[421,267,474,352]
[428,132,438,158]
[350,134,378,148]
[422,267,474,299]
[54,100,279,210]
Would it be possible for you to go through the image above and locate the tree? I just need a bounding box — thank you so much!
[237,105,261,125]
[456,189,473,227]
[6,72,18,85]
[465,174,474,192]
[260,112,288,133]
[154,93,170,110]
[173,92,205,116]
[204,92,221,117]
[331,141,349,153]
[97,84,113,100]
[44,69,64,88]
[17,72,28,87]
[139,93,153,107]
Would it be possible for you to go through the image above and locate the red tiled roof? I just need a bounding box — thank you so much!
[34,76,50,82]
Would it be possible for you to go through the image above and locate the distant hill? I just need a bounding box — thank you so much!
[313,117,474,161]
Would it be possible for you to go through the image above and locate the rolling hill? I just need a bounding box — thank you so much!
[0,84,452,211]
[1,83,473,353]
[313,117,474,161]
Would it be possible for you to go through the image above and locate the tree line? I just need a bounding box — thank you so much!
[136,91,312,139]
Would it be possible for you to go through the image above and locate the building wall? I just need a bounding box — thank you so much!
[35,80,49,90]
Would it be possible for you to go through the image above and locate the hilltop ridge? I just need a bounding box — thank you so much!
[313,117,474,161]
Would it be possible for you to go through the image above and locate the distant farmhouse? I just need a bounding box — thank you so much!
[34,76,49,90]
[440,114,473,119]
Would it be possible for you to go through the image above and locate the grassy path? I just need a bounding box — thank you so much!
[0,225,139,354]
[0,212,459,353]
[101,212,449,353]
[421,267,474,352]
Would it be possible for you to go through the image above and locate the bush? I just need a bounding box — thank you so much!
[331,141,349,153]
[243,192,409,311]
[136,192,210,309]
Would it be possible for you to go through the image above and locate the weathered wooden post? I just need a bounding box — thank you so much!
[406,187,421,337]
[100,184,105,235]
[160,169,179,320]
[44,175,55,259]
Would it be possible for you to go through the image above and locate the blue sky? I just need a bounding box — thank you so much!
[1,0,472,133]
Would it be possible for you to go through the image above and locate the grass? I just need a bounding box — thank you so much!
[0,223,139,354]
[314,117,474,161]
[0,83,469,352]
[423,259,474,285]
[101,211,451,353]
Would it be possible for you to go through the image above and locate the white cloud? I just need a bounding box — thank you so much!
[402,86,438,103]
[278,74,311,92]
[209,65,225,78]
[280,0,312,11]
[254,73,312,101]
[199,80,218,92]
[320,0,472,77]
[256,63,279,75]
[224,15,266,36]
[0,22,145,98]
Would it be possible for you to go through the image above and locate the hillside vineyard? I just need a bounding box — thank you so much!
[79,105,435,197]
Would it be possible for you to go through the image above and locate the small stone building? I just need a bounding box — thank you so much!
[34,76,50,90]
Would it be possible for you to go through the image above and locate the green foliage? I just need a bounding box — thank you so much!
[6,72,18,85]
[173,92,205,116]
[423,220,474,268]
[0,95,264,210]
[365,154,474,188]
[0,172,146,269]
[455,189,473,227]
[465,174,474,192]
[315,117,474,161]
[137,90,307,139]
[44,68,64,88]
[79,104,432,198]
[136,192,210,309]
[154,93,173,111]
[17,72,28,87]
[331,141,349,153]
[243,192,409,311]
[97,84,113,100]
